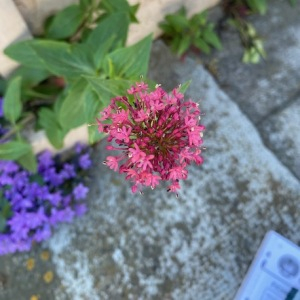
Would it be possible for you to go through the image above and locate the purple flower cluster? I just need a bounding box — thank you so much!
[0,144,92,255]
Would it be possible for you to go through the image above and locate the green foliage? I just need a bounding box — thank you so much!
[1,0,152,169]
[178,80,191,94]
[0,141,32,161]
[246,0,267,15]
[99,0,140,23]
[103,34,152,78]
[3,76,22,124]
[10,66,50,88]
[85,12,130,68]
[58,79,94,130]
[28,41,96,79]
[85,77,133,106]
[229,19,266,64]
[4,40,46,70]
[45,5,85,39]
[38,107,66,149]
[17,149,38,172]
[1,77,36,169]
[159,7,222,56]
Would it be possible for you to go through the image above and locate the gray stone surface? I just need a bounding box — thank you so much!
[202,0,300,124]
[259,97,300,179]
[0,245,67,300]
[41,45,299,300]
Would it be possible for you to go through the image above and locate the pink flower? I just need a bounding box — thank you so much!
[104,156,119,172]
[97,82,205,193]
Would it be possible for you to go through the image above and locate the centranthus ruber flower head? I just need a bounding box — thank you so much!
[98,82,205,194]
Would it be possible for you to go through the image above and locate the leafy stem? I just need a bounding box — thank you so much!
[0,113,35,144]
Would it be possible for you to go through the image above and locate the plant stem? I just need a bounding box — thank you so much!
[0,113,35,143]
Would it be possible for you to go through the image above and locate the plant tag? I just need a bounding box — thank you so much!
[235,231,300,300]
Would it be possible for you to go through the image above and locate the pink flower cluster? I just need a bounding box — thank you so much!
[97,82,205,194]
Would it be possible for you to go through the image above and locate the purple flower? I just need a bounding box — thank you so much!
[8,212,30,239]
[28,208,47,229]
[79,153,92,170]
[0,161,19,174]
[46,192,62,206]
[34,225,51,242]
[0,235,17,255]
[75,204,87,216]
[50,207,75,225]
[38,151,54,171]
[73,183,89,200]
[0,173,13,185]
[14,238,32,252]
[13,171,29,190]
[43,167,64,186]
[61,163,76,179]
[0,141,92,255]
[75,143,85,154]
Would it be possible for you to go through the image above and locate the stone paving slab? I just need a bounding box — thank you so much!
[38,43,300,300]
[258,96,300,180]
[203,0,300,124]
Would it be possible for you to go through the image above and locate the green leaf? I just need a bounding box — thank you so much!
[193,38,211,54]
[84,89,103,122]
[29,41,96,79]
[103,34,152,79]
[85,12,130,56]
[99,0,138,22]
[85,76,132,107]
[190,11,208,26]
[46,5,85,39]
[58,78,104,133]
[3,76,22,124]
[38,108,65,149]
[242,47,261,64]
[253,39,266,59]
[58,79,91,130]
[4,40,45,69]
[177,80,191,94]
[165,14,189,32]
[246,0,267,14]
[159,23,177,36]
[80,0,93,9]
[177,35,191,56]
[202,28,222,50]
[289,0,297,6]
[10,65,50,87]
[91,35,116,70]
[170,36,181,54]
[17,149,37,172]
[129,3,140,23]
[0,141,31,160]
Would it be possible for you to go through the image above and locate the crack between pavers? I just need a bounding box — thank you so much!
[262,139,300,183]
[255,88,300,127]
[203,66,300,187]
